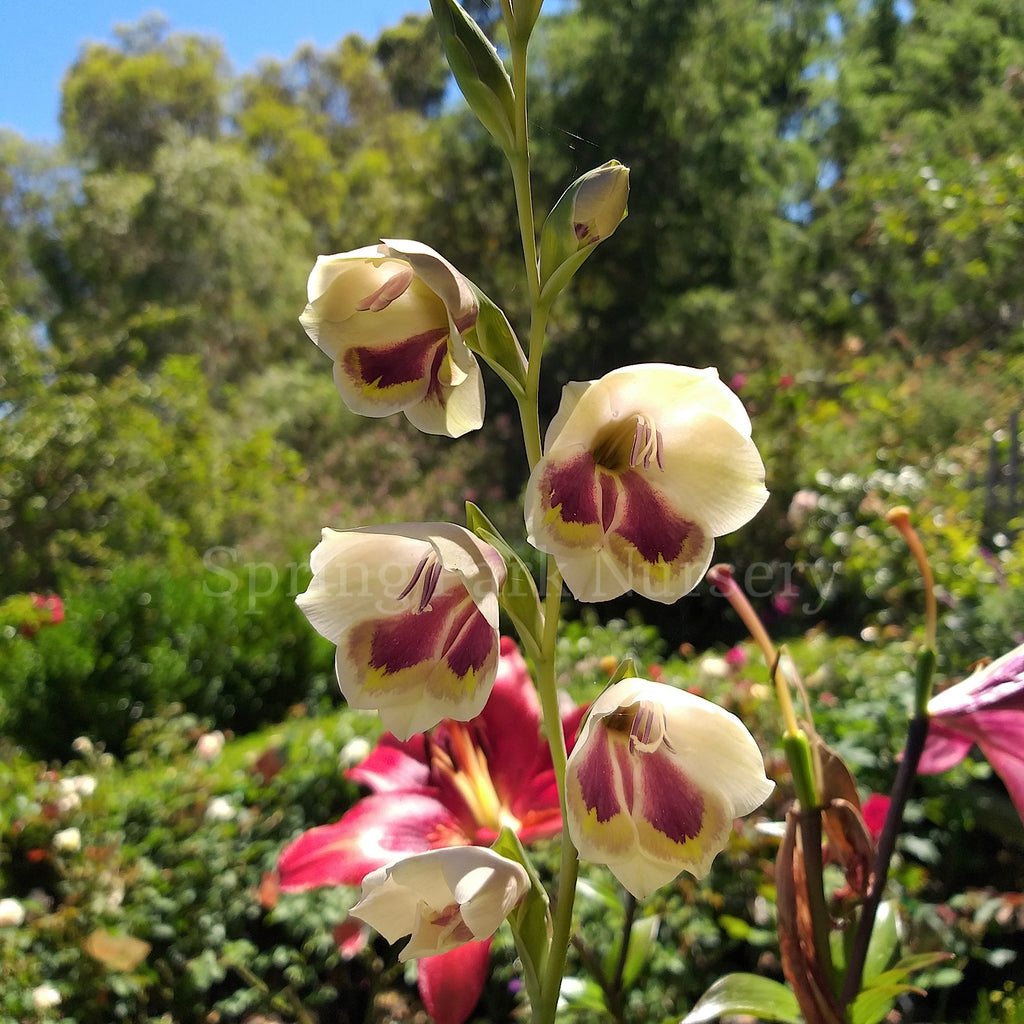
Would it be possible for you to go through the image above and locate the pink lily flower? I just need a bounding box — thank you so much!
[277,638,586,1024]
[918,642,1024,821]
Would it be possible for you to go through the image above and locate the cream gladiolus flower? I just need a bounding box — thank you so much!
[296,523,507,739]
[300,239,484,437]
[351,846,529,960]
[566,678,774,899]
[525,364,768,603]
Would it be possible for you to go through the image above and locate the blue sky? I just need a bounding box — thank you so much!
[1,1,430,142]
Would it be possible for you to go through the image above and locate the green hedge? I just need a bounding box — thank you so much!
[0,557,335,760]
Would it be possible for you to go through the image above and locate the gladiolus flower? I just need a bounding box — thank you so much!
[351,846,529,960]
[296,523,507,740]
[566,677,773,899]
[918,642,1024,821]
[525,364,768,604]
[300,239,484,437]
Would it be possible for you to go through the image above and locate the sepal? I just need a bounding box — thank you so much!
[491,828,551,1008]
[463,282,528,399]
[466,501,544,661]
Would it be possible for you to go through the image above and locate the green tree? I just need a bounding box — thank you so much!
[0,326,307,592]
[235,33,441,250]
[60,14,227,172]
[520,0,827,389]
[35,133,312,381]
[790,0,1024,351]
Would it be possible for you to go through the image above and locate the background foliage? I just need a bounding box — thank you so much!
[1,0,1023,1019]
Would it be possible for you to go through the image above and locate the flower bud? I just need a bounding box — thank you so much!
[539,161,629,300]
[570,160,631,248]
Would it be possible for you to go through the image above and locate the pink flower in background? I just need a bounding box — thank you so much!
[19,594,65,637]
[724,645,748,669]
[278,638,586,1024]
[860,794,891,841]
[917,643,1024,821]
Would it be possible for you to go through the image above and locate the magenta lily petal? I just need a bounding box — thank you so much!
[472,637,545,807]
[277,792,463,890]
[929,643,1024,716]
[417,939,493,1024]
[348,734,431,792]
[917,720,975,775]
[917,642,1024,823]
[975,711,1024,821]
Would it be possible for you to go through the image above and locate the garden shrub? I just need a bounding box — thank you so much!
[0,556,335,761]
[0,704,376,1023]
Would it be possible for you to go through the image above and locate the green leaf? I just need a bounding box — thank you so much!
[850,984,919,1024]
[620,914,661,990]
[680,973,802,1024]
[428,0,516,153]
[465,501,544,659]
[851,951,955,1024]
[538,161,629,307]
[863,900,899,983]
[492,828,550,1008]
[464,282,528,399]
[608,657,639,685]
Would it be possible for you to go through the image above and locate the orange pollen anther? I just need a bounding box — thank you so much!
[434,723,520,835]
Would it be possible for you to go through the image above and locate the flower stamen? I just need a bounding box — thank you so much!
[397,551,443,611]
[629,418,663,470]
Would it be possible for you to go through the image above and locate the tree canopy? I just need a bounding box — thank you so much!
[2,0,1022,599]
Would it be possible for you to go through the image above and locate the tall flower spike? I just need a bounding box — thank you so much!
[525,364,768,603]
[566,677,774,899]
[296,523,507,739]
[300,239,484,437]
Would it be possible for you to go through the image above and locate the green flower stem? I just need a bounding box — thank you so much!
[784,731,835,996]
[783,730,819,816]
[508,37,540,312]
[535,560,580,1024]
[504,23,581,1023]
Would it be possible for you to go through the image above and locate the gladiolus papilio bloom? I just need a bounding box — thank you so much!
[566,678,774,899]
[296,523,506,739]
[351,846,529,960]
[525,364,767,603]
[300,239,484,437]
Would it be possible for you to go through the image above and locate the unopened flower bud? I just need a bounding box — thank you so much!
[569,160,630,248]
[539,161,629,301]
